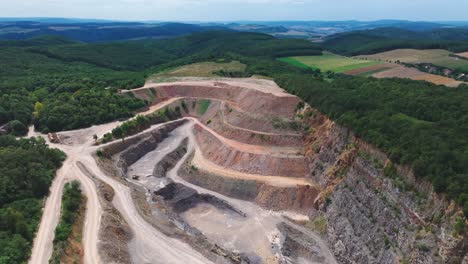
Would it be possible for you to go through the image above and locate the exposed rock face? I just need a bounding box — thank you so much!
[193,124,307,177]
[154,181,245,216]
[179,152,319,213]
[301,107,467,264]
[103,120,187,174]
[132,81,301,118]
[208,105,303,147]
[153,138,188,178]
[278,222,328,263]
[124,81,467,263]
[255,185,319,214]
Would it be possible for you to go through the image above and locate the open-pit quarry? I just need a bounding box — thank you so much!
[29,77,467,264]
[28,78,337,264]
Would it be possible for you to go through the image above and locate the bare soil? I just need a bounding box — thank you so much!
[372,66,462,86]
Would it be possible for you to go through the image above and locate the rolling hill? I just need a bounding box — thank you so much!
[323,27,468,55]
[0,21,226,42]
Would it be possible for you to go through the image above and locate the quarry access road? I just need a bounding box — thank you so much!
[28,116,211,264]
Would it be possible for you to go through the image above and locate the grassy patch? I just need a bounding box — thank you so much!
[282,52,383,73]
[148,61,246,82]
[198,99,211,115]
[305,215,328,235]
[357,49,468,72]
[277,57,311,69]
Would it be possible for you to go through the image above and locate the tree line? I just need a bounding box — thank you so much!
[0,136,65,263]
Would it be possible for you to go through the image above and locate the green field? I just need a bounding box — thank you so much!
[356,49,468,72]
[198,99,211,115]
[279,52,384,73]
[148,61,246,83]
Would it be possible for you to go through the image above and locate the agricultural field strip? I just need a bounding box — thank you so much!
[355,49,468,72]
[281,51,464,86]
[281,52,384,73]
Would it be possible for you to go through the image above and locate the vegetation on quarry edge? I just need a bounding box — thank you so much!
[50,181,84,264]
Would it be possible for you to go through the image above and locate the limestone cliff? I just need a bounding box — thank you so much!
[301,106,467,264]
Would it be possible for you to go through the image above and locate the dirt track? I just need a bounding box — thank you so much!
[29,78,333,264]
[29,120,212,264]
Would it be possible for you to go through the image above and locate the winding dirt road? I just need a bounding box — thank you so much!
[29,121,211,264]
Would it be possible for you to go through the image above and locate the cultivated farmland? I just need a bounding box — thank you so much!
[148,60,247,83]
[281,52,384,73]
[372,65,463,87]
[457,52,468,59]
[356,49,468,72]
[281,50,465,87]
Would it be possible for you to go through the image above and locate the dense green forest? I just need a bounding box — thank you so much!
[0,38,147,133]
[0,136,65,263]
[0,32,321,133]
[0,22,219,43]
[323,28,468,55]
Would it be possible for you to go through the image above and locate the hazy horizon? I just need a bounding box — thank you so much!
[1,0,467,22]
[2,17,468,24]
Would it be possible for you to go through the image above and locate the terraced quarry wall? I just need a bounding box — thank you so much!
[131,80,301,118]
[144,96,303,148]
[113,78,466,263]
[193,123,307,177]
[119,80,323,217]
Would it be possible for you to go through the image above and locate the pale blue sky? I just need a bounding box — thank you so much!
[0,0,466,21]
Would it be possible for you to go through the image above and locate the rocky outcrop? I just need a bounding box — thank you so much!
[193,124,307,177]
[132,81,301,118]
[301,106,467,264]
[153,138,188,178]
[154,181,245,216]
[102,120,187,175]
[278,222,328,263]
[222,102,301,135]
[179,152,319,213]
[255,185,319,214]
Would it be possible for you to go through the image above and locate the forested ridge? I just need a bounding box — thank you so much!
[0,136,65,263]
[0,32,321,133]
[0,22,221,43]
[323,27,468,56]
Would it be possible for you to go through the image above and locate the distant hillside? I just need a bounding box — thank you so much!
[0,21,226,42]
[323,27,468,55]
[25,31,322,71]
